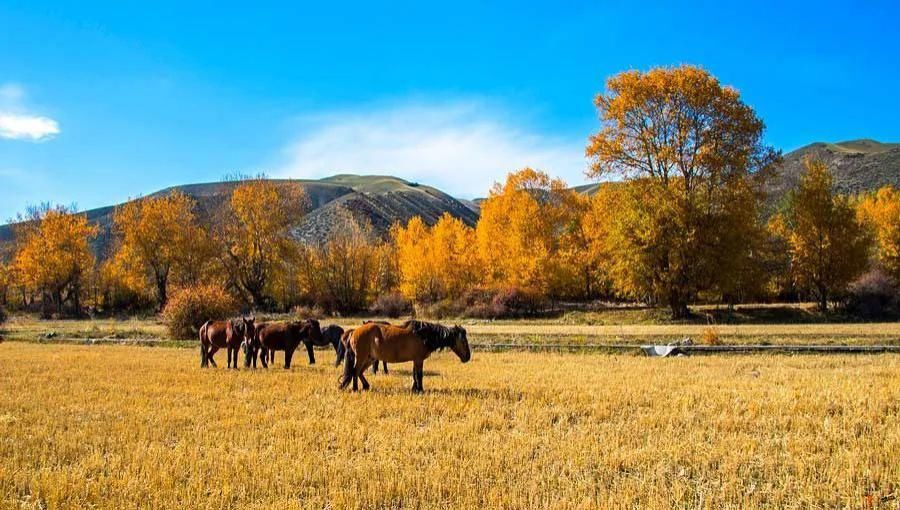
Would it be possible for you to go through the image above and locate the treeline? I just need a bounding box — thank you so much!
[0,65,897,320]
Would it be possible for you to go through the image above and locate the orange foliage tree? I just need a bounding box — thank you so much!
[780,158,872,310]
[858,186,900,282]
[12,205,98,316]
[109,191,214,309]
[300,209,395,312]
[585,65,779,317]
[392,213,480,303]
[476,168,581,298]
[221,178,308,309]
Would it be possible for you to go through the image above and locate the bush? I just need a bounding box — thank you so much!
[370,292,412,318]
[0,306,6,326]
[460,286,546,319]
[417,299,464,320]
[846,268,899,319]
[291,304,325,319]
[161,285,240,340]
[700,326,721,345]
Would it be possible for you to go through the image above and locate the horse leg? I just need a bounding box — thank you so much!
[227,347,233,369]
[355,359,373,390]
[284,348,294,369]
[207,346,219,368]
[305,341,315,365]
[260,348,268,368]
[383,361,388,374]
[412,360,424,393]
[200,343,207,368]
[371,360,378,374]
[339,347,355,390]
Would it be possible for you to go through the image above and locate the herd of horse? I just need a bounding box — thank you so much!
[197,317,471,392]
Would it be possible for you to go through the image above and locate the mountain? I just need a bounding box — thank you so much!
[768,139,900,205]
[0,174,479,257]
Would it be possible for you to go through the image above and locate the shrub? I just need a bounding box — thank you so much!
[700,326,722,346]
[292,304,325,319]
[459,286,546,319]
[846,268,899,319]
[417,299,464,320]
[161,285,240,340]
[370,292,412,318]
[0,306,6,326]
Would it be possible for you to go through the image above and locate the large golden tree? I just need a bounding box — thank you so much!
[222,178,307,309]
[12,206,98,316]
[858,185,900,282]
[476,168,578,297]
[782,158,871,311]
[110,191,212,309]
[585,65,779,317]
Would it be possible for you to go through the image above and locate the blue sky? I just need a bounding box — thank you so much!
[1,0,898,220]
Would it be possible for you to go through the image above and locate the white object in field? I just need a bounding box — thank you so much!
[641,338,693,357]
[641,345,679,357]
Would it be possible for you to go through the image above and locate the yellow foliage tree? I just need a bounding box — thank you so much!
[585,65,779,317]
[393,213,479,303]
[110,191,213,309]
[222,179,308,308]
[12,205,98,316]
[476,168,577,297]
[858,186,900,282]
[300,209,392,312]
[781,158,872,310]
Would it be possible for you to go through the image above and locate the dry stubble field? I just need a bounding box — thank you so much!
[1,342,898,509]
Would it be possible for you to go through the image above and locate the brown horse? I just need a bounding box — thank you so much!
[340,320,470,392]
[334,322,389,374]
[249,319,322,369]
[199,317,255,368]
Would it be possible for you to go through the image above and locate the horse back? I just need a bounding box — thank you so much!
[203,321,230,348]
[258,322,294,351]
[355,323,426,363]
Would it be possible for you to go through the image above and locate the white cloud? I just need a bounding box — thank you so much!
[0,113,60,141]
[275,100,588,197]
[0,83,60,142]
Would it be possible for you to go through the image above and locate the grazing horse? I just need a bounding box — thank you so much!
[199,317,255,368]
[303,323,342,365]
[250,319,322,369]
[340,320,471,392]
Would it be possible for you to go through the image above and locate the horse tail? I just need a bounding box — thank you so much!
[199,320,211,367]
[334,339,345,367]
[339,342,355,389]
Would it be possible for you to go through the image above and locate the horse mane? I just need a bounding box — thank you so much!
[401,320,455,352]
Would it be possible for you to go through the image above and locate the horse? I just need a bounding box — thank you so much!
[340,320,470,392]
[199,317,255,369]
[334,322,389,374]
[304,323,342,365]
[249,319,322,369]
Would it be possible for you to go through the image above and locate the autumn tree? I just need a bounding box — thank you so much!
[858,186,900,282]
[780,158,872,311]
[110,191,213,309]
[12,205,98,317]
[585,65,779,317]
[476,168,578,297]
[221,178,308,309]
[300,209,391,312]
[393,213,480,303]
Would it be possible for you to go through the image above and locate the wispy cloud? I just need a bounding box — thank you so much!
[0,82,60,142]
[275,99,587,197]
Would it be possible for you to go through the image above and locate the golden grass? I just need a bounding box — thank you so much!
[1,343,898,508]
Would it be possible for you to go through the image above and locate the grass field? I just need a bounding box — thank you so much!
[1,342,898,508]
[3,311,900,347]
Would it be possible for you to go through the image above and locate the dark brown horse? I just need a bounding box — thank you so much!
[340,320,470,392]
[199,317,255,368]
[249,319,322,369]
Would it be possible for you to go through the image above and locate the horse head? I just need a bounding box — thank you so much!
[450,325,471,363]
